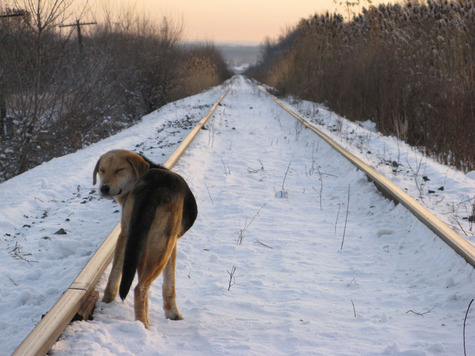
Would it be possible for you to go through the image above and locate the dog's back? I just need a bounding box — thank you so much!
[139,154,197,235]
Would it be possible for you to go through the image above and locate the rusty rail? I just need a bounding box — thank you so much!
[258,85,475,268]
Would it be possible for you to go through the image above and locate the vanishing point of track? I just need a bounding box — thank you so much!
[13,81,475,355]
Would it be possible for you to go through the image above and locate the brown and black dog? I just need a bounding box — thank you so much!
[93,149,197,328]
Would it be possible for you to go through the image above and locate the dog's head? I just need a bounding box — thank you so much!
[93,150,150,200]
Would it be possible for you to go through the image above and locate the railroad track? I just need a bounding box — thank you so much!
[258,85,475,268]
[12,79,474,355]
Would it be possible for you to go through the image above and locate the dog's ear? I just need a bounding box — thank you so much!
[93,157,101,185]
[127,154,150,179]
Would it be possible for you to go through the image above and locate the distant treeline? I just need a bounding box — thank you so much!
[0,2,231,182]
[247,0,474,172]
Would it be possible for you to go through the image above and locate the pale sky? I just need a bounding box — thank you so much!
[118,0,394,44]
[6,0,393,45]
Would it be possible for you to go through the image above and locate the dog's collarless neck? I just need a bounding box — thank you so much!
[115,192,130,206]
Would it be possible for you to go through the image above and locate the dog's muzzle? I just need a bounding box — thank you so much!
[100,184,122,196]
[100,184,111,195]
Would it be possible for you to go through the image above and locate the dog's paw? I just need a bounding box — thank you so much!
[165,310,183,321]
[102,293,115,303]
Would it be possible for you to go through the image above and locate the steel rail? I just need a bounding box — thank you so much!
[258,85,475,268]
[12,85,232,356]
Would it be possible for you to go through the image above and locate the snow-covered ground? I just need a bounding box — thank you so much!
[1,76,474,355]
[279,92,475,247]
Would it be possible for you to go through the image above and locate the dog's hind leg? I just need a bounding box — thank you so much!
[103,230,127,303]
[135,244,174,328]
[134,279,153,328]
[134,210,180,328]
[162,244,183,320]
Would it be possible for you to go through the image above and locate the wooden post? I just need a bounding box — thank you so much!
[0,11,25,135]
[0,71,5,136]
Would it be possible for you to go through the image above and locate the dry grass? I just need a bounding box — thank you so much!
[248,0,474,172]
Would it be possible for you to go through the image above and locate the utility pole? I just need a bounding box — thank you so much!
[0,67,5,131]
[0,10,25,136]
[59,20,96,59]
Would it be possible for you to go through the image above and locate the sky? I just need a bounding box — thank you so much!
[113,0,394,45]
[4,0,394,45]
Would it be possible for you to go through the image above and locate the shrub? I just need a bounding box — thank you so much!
[174,44,232,98]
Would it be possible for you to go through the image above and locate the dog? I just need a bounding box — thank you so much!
[93,149,197,328]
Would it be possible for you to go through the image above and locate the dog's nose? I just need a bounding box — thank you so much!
[101,184,110,195]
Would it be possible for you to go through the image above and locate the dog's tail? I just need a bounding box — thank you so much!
[118,197,156,301]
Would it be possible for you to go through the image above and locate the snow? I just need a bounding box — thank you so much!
[1,76,474,355]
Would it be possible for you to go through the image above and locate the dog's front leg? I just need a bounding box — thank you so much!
[162,244,183,320]
[102,229,127,303]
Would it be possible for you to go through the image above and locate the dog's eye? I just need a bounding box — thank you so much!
[100,168,105,173]
[115,168,124,173]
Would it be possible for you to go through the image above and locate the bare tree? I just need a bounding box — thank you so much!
[0,1,230,182]
[9,0,73,172]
